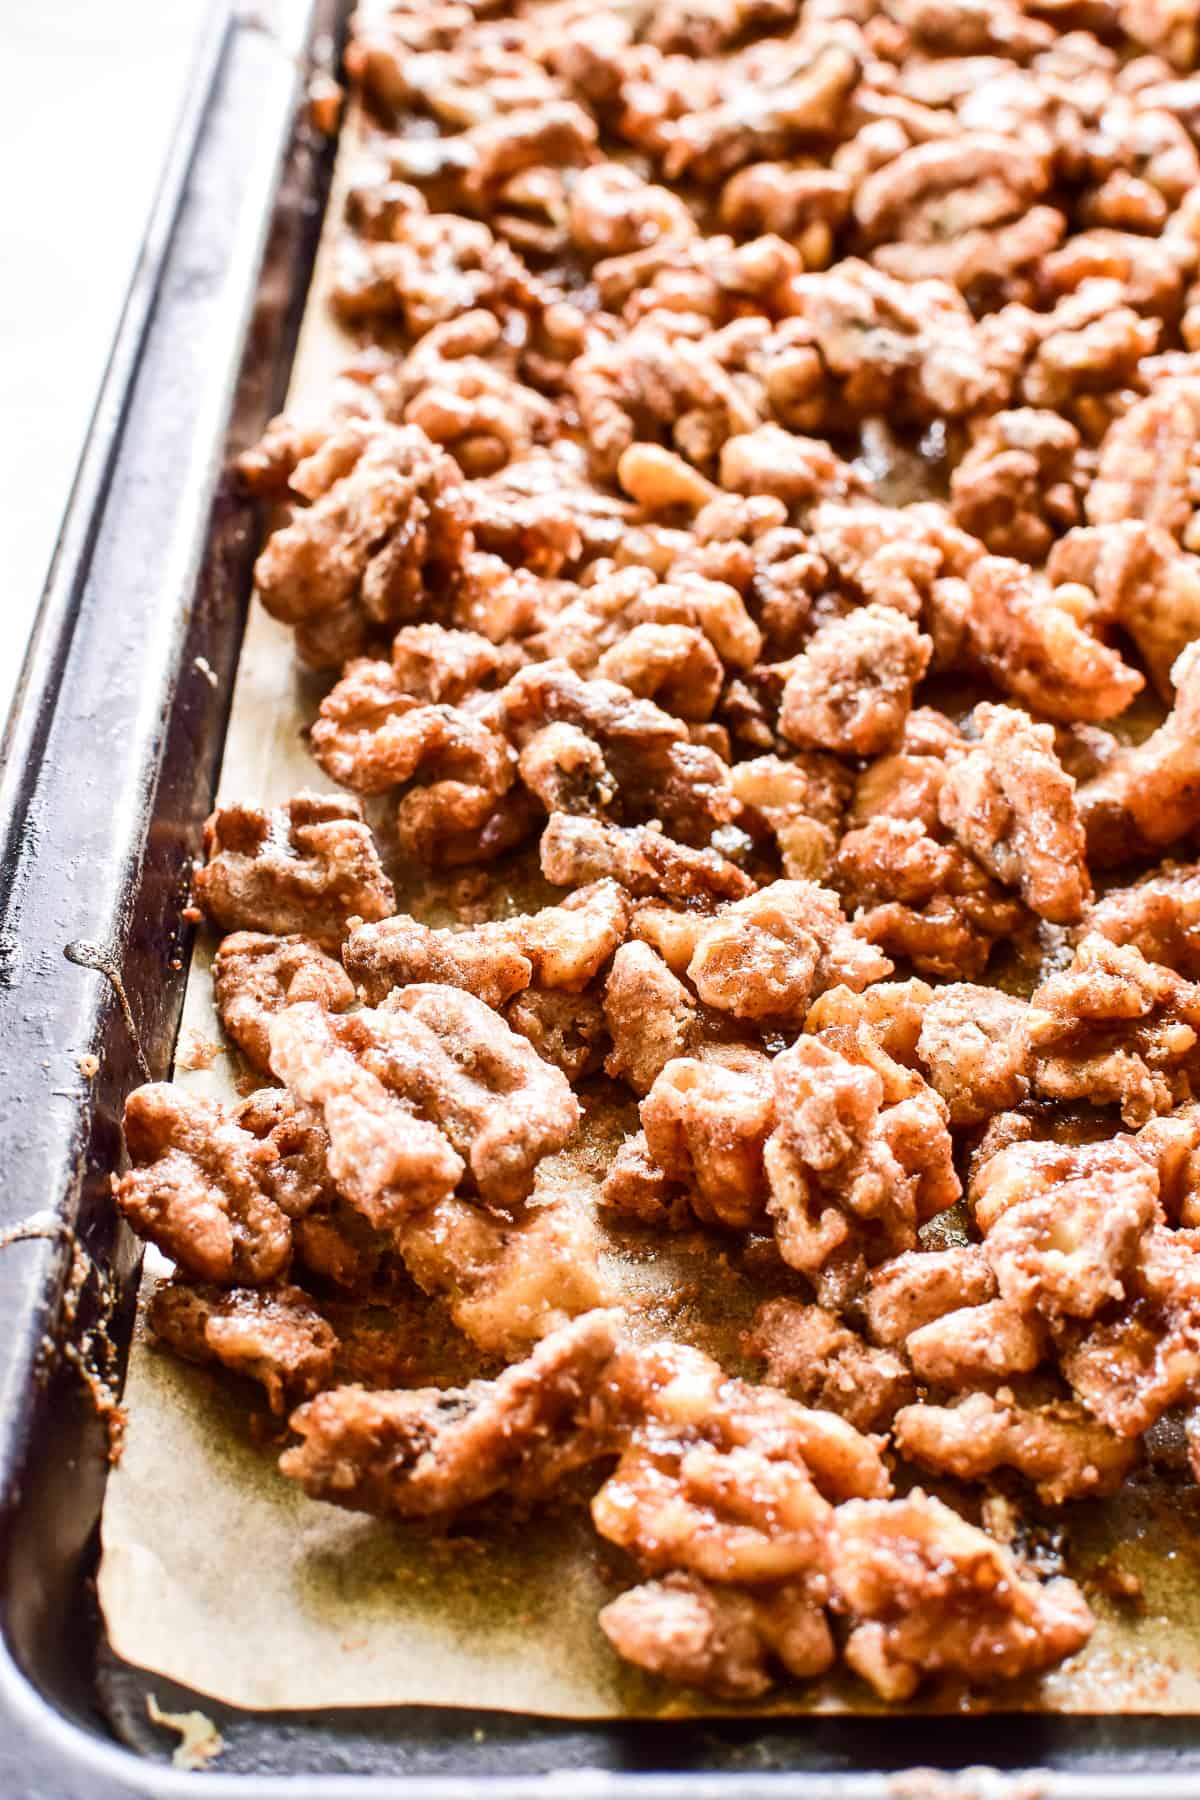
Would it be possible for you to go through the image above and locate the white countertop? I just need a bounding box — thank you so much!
[0,0,208,735]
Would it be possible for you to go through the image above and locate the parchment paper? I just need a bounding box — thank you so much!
[96,54,1200,1719]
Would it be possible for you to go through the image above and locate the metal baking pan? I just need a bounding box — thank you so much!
[2,3,1199,1793]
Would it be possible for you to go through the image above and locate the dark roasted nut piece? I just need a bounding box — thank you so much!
[281,1310,627,1518]
[148,1279,337,1413]
[501,660,739,847]
[1028,934,1200,1126]
[828,1492,1093,1701]
[193,793,394,945]
[745,1298,914,1433]
[116,1085,292,1284]
[213,933,355,1073]
[504,986,608,1082]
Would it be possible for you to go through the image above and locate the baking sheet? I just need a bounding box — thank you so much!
[95,54,1200,1721]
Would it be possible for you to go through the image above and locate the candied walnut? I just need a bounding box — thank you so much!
[906,1296,1046,1388]
[950,409,1082,562]
[915,983,1032,1127]
[719,161,851,253]
[765,1034,960,1305]
[346,878,630,1006]
[809,501,982,625]
[1062,1224,1200,1435]
[345,912,531,1010]
[853,132,1054,288]
[500,660,739,846]
[661,44,861,185]
[996,279,1162,416]
[1077,642,1200,866]
[1028,933,1200,1126]
[396,1192,609,1357]
[376,320,563,477]
[597,623,724,722]
[148,1279,337,1413]
[598,1572,832,1701]
[640,1050,775,1229]
[541,815,754,907]
[310,664,531,868]
[600,1129,692,1229]
[1085,377,1200,549]
[212,933,355,1074]
[252,421,471,668]
[567,163,696,261]
[592,1337,889,1587]
[718,425,861,508]
[388,622,513,704]
[268,989,578,1220]
[893,1392,1139,1506]
[687,880,891,1026]
[604,942,698,1096]
[833,815,1026,982]
[281,1310,627,1518]
[829,1491,1093,1702]
[1088,862,1200,978]
[310,661,511,797]
[937,703,1091,926]
[731,753,852,882]
[236,1087,338,1221]
[569,319,763,482]
[1118,0,1200,71]
[783,260,1006,424]
[972,1137,1162,1324]
[331,205,543,332]
[865,1246,997,1350]
[745,1298,914,1433]
[1049,522,1200,703]
[193,793,394,946]
[778,604,931,758]
[516,720,615,817]
[1137,1101,1200,1225]
[616,444,718,515]
[115,1084,291,1284]
[959,557,1143,724]
[504,986,607,1081]
[805,977,933,1068]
